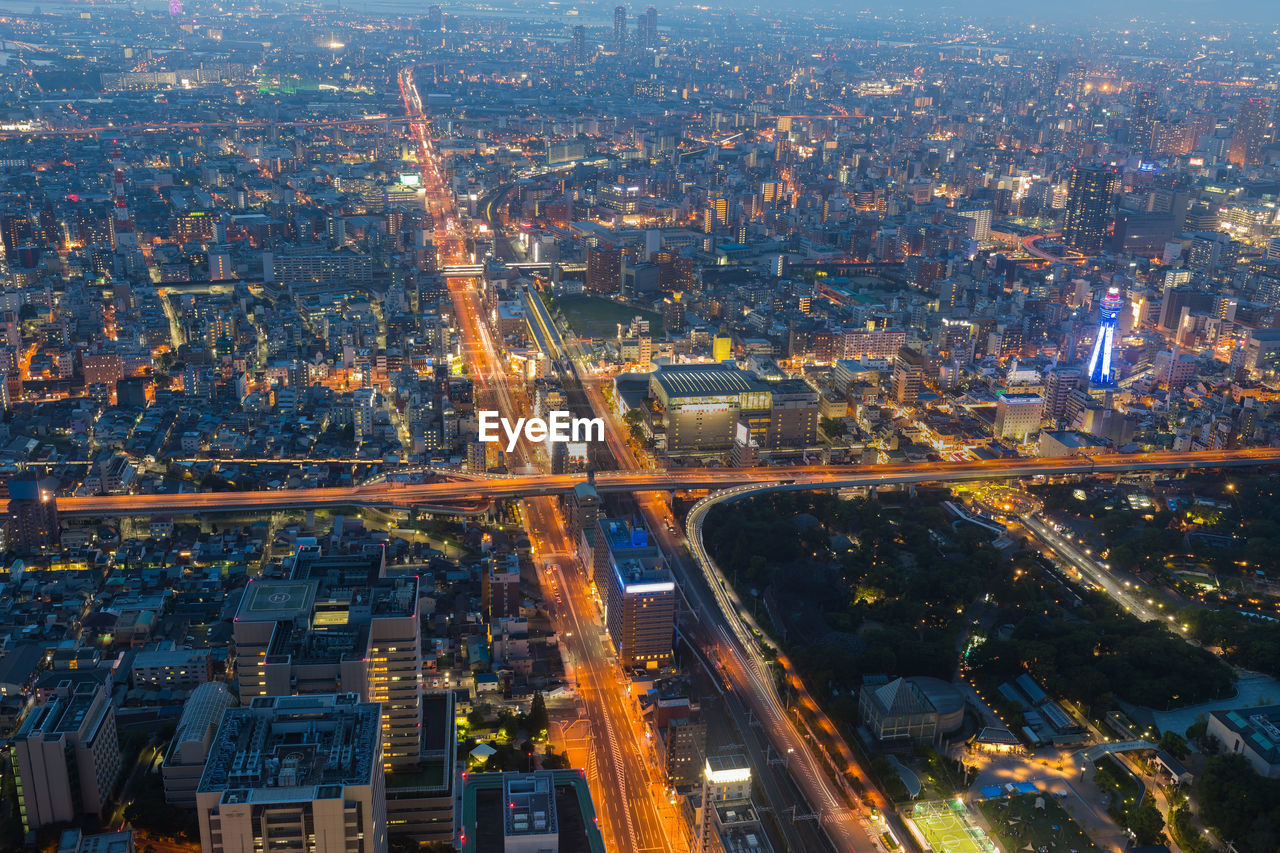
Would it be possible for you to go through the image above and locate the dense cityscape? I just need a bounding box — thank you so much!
[0,2,1278,853]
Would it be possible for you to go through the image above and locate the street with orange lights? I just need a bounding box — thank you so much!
[400,66,678,853]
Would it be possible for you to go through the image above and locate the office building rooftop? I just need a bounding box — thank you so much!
[198,693,380,797]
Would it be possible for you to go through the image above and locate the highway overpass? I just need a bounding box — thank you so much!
[54,448,1280,517]
[440,261,586,276]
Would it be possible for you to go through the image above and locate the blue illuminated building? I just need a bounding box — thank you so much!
[1088,287,1124,385]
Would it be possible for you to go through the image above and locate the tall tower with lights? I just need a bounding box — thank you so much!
[613,5,627,51]
[1088,287,1123,385]
[109,146,137,250]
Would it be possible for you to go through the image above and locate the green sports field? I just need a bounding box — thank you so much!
[908,800,997,853]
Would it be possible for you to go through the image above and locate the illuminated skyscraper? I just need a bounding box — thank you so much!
[6,475,58,553]
[1131,91,1156,151]
[1088,287,1124,385]
[1228,97,1274,167]
[638,6,657,49]
[1062,165,1117,255]
[613,4,627,51]
[2,212,33,262]
[109,147,137,250]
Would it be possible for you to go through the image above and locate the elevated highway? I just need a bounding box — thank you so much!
[55,448,1280,517]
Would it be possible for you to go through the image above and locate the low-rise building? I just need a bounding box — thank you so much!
[858,677,938,744]
[648,364,817,455]
[1207,706,1280,779]
[131,646,214,689]
[162,681,237,806]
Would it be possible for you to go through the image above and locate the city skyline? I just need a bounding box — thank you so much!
[0,2,1279,853]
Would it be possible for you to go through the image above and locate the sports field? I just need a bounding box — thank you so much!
[907,800,997,853]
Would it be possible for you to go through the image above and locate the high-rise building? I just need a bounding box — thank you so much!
[1062,166,1117,255]
[82,353,124,387]
[173,211,217,242]
[270,248,373,284]
[892,347,926,403]
[591,515,658,598]
[353,387,378,443]
[662,292,686,333]
[698,754,769,853]
[0,211,34,262]
[482,553,521,620]
[954,205,992,241]
[1037,58,1060,99]
[592,517,673,668]
[1042,365,1082,424]
[1154,348,1198,389]
[665,715,707,788]
[613,4,627,51]
[207,248,232,281]
[109,148,137,250]
[760,179,785,207]
[1267,236,1280,262]
[571,24,587,65]
[502,772,561,849]
[843,327,906,360]
[605,553,675,670]
[586,245,623,294]
[602,184,641,214]
[653,696,706,789]
[704,195,729,230]
[11,683,122,832]
[1228,97,1274,167]
[994,394,1044,441]
[6,475,59,553]
[425,4,442,30]
[195,694,387,853]
[637,6,657,49]
[1088,287,1124,385]
[1131,91,1157,151]
[566,478,601,552]
[231,549,422,771]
